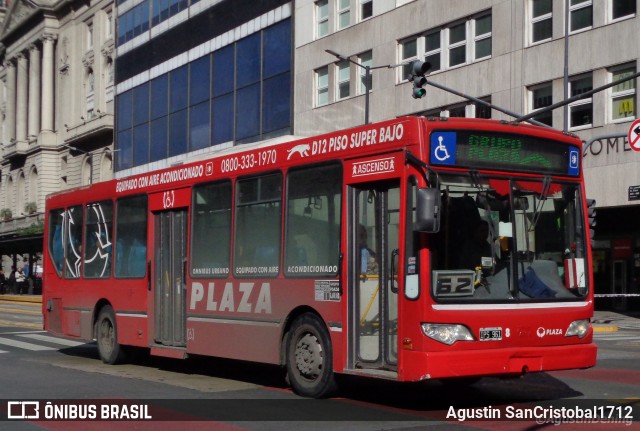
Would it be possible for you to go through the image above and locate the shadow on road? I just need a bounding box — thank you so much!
[337,372,582,411]
[58,342,583,414]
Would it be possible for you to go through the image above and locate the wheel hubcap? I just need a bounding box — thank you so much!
[295,332,323,379]
[99,320,114,356]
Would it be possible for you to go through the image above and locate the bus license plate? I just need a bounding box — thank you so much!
[479,327,502,341]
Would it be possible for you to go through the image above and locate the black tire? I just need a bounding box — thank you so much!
[95,305,126,364]
[285,314,337,398]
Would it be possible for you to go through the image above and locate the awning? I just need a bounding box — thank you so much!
[0,233,43,256]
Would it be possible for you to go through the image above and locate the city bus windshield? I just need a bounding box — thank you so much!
[430,173,589,302]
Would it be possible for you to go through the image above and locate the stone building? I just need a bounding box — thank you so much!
[0,0,115,279]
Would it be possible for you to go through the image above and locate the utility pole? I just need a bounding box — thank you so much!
[325,50,399,125]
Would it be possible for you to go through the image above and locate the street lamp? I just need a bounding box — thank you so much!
[63,144,93,185]
[325,49,397,124]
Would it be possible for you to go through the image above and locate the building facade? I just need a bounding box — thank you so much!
[0,0,637,306]
[293,0,640,310]
[114,0,293,177]
[0,0,115,281]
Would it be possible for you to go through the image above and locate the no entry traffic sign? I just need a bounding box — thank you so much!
[629,119,640,152]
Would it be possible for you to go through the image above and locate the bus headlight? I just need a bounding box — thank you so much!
[421,323,474,345]
[565,319,590,338]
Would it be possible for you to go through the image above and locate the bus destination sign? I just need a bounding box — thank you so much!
[429,130,580,176]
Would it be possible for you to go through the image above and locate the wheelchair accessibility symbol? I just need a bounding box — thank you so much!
[430,132,457,165]
[434,136,450,161]
[568,148,579,176]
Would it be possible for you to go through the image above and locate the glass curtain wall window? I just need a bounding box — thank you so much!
[115,19,292,170]
[118,1,150,46]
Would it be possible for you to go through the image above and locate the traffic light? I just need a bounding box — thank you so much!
[408,60,431,99]
[586,198,596,240]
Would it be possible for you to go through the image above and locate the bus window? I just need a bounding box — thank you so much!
[191,180,231,277]
[84,201,114,279]
[285,164,342,277]
[64,206,83,279]
[115,195,148,278]
[234,173,282,276]
[48,209,65,276]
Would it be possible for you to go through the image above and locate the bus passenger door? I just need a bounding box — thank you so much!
[350,181,400,371]
[153,209,188,347]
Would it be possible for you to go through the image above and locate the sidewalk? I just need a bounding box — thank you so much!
[592,310,640,332]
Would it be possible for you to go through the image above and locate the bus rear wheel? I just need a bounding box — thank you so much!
[286,314,337,398]
[95,305,126,364]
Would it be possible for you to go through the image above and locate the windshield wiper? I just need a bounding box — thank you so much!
[528,175,552,232]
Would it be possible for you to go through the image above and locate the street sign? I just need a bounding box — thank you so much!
[628,119,640,152]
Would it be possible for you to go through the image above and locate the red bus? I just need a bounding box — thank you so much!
[43,116,596,398]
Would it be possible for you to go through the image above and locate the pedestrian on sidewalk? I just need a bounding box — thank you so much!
[14,266,26,295]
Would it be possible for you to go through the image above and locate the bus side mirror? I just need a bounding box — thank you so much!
[415,188,440,233]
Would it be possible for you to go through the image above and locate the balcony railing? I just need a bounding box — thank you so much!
[0,213,44,235]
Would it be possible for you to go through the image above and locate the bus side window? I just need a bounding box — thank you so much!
[84,200,114,279]
[234,174,282,276]
[115,195,148,278]
[191,181,232,277]
[64,206,83,279]
[48,209,65,275]
[285,164,342,277]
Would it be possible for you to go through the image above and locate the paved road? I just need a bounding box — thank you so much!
[0,298,639,429]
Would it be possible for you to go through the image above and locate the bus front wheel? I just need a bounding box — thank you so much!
[286,314,337,398]
[95,305,125,364]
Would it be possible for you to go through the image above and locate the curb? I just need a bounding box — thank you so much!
[0,295,42,304]
[592,325,619,333]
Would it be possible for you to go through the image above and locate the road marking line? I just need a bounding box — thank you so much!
[18,333,86,347]
[0,330,46,335]
[0,319,42,330]
[594,335,640,340]
[0,337,57,351]
[0,306,41,315]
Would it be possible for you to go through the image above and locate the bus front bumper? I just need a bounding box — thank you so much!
[400,343,597,382]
